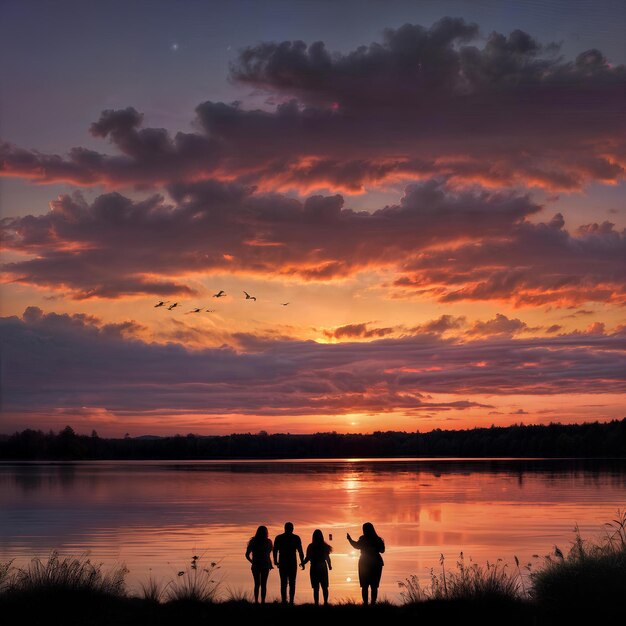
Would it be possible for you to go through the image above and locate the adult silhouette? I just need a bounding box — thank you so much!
[302,529,333,605]
[245,525,273,604]
[347,522,385,605]
[273,521,304,604]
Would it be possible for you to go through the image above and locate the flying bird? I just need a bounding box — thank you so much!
[206,309,216,313]
[187,307,203,314]
[281,302,290,306]
[167,302,179,310]
[243,291,257,301]
[213,290,226,298]
[154,301,168,308]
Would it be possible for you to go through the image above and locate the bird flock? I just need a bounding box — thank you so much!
[153,291,290,313]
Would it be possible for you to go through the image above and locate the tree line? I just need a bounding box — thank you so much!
[0,419,625,460]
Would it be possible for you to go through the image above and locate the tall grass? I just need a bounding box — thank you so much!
[0,552,221,604]
[0,560,13,594]
[139,576,171,603]
[531,510,626,611]
[165,557,222,603]
[11,551,127,596]
[399,552,524,604]
[222,586,251,603]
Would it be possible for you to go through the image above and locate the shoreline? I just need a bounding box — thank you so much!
[2,455,626,463]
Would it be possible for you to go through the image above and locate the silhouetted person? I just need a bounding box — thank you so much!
[302,529,333,605]
[246,525,273,604]
[273,521,304,604]
[347,522,385,605]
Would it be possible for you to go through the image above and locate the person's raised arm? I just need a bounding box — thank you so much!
[346,533,360,549]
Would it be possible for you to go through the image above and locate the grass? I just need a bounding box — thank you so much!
[9,551,128,597]
[222,586,251,603]
[531,509,626,616]
[396,508,626,620]
[165,557,222,603]
[0,559,13,594]
[399,552,523,603]
[139,576,170,603]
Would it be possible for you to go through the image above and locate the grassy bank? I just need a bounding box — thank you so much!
[1,513,625,625]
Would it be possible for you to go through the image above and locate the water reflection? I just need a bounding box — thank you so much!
[0,459,625,602]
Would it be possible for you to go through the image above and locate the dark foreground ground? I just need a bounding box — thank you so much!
[0,591,622,626]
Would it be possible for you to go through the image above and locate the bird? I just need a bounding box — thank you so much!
[187,307,203,314]
[167,302,179,310]
[213,290,226,298]
[205,309,216,313]
[154,301,168,308]
[281,302,290,306]
[243,291,257,301]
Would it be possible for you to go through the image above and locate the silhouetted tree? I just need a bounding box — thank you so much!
[0,419,625,460]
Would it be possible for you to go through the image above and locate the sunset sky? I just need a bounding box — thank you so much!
[1,0,625,436]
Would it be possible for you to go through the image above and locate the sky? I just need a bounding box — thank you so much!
[1,0,625,436]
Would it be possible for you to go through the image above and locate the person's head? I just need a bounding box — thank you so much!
[254,525,269,541]
[284,522,294,534]
[363,522,377,538]
[312,529,333,552]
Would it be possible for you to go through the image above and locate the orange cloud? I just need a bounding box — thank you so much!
[2,179,547,299]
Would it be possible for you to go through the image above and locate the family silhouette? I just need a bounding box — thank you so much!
[245,525,273,604]
[245,522,384,605]
[347,522,385,605]
[273,522,304,604]
[302,529,333,605]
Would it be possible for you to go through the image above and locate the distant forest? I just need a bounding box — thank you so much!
[0,419,625,460]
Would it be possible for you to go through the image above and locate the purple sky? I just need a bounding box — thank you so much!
[1,1,625,435]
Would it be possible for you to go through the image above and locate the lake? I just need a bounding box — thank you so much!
[1,458,625,602]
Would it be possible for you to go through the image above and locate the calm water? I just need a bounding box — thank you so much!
[1,459,625,602]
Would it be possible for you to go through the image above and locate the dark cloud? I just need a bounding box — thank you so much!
[546,324,563,333]
[1,308,624,421]
[466,313,532,337]
[300,314,562,343]
[1,19,624,192]
[563,309,595,318]
[395,214,626,307]
[230,18,480,119]
[323,323,395,340]
[410,315,467,335]
[0,107,221,187]
[1,179,543,298]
